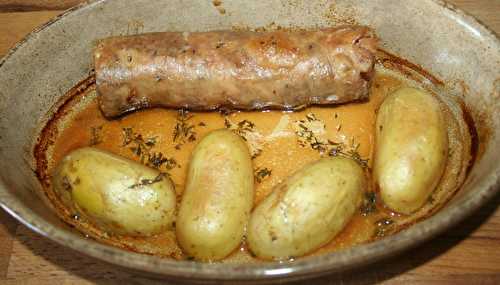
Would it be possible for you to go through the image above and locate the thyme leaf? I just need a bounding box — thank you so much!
[122,127,134,146]
[293,113,327,153]
[254,167,272,183]
[360,192,378,216]
[428,195,436,204]
[344,139,370,168]
[224,117,263,159]
[129,173,167,189]
[293,113,369,168]
[148,152,177,170]
[173,109,196,148]
[219,108,237,116]
[122,127,178,170]
[89,125,103,146]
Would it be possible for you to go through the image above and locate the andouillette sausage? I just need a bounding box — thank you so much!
[94,26,377,117]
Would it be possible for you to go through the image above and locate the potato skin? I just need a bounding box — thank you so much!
[52,147,176,236]
[374,87,448,214]
[176,129,254,261]
[247,157,365,260]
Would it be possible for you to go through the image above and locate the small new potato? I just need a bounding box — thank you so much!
[52,147,176,236]
[247,157,365,260]
[176,129,254,261]
[374,87,448,214]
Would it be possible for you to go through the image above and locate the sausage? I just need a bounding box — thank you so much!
[94,26,377,117]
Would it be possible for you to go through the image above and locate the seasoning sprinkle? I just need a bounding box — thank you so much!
[122,127,178,170]
[129,172,167,189]
[173,109,197,148]
[89,125,103,145]
[224,117,264,158]
[254,167,272,183]
[360,192,377,216]
[292,113,369,168]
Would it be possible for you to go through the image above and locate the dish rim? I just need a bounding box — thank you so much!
[0,0,499,281]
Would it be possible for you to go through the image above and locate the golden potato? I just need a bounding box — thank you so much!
[374,87,448,214]
[176,129,254,261]
[247,157,365,260]
[52,147,176,236]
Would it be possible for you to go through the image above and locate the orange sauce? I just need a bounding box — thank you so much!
[42,72,407,262]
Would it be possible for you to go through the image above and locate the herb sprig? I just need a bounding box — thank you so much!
[224,117,263,159]
[360,192,377,216]
[337,139,370,168]
[89,125,103,145]
[173,109,197,148]
[128,173,167,189]
[254,167,272,183]
[293,113,369,168]
[224,118,256,140]
[122,127,177,170]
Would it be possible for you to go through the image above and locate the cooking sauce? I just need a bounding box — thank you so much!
[36,71,427,262]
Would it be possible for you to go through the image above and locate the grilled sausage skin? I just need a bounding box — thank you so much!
[94,26,377,117]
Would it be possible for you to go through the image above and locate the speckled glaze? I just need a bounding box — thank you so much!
[0,0,498,282]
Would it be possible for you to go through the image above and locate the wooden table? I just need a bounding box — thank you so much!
[0,0,499,284]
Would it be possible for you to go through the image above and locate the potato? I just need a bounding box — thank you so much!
[176,129,254,261]
[247,157,365,260]
[52,147,176,236]
[374,87,448,214]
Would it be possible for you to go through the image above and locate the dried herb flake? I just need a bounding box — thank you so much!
[89,125,103,145]
[121,127,178,170]
[129,173,167,189]
[360,192,377,216]
[293,113,370,168]
[254,167,272,183]
[173,109,197,148]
